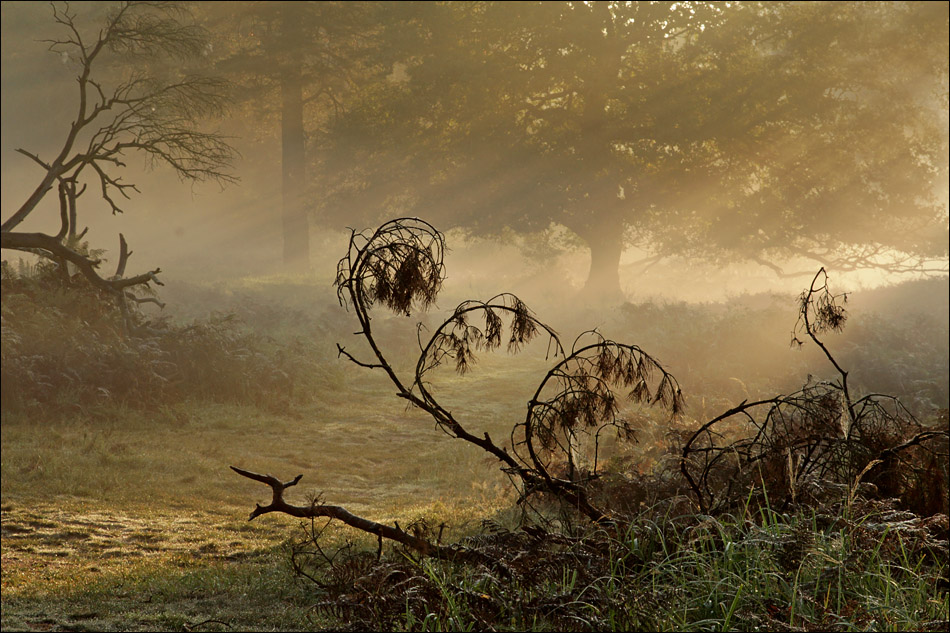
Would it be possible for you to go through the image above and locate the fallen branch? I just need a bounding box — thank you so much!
[230,466,504,572]
[1,230,162,296]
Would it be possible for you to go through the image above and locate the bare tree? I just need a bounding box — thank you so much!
[1,1,237,329]
[234,217,683,561]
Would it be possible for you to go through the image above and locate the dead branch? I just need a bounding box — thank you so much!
[877,430,950,460]
[1,3,236,336]
[331,218,687,526]
[1,231,159,295]
[1,229,164,331]
[114,233,131,278]
[794,268,856,430]
[231,466,502,571]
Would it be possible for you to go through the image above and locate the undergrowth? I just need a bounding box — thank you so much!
[292,494,949,632]
[263,226,948,632]
[1,260,339,416]
[2,253,948,631]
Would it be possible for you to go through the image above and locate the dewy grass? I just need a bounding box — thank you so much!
[1,547,319,632]
[630,501,949,632]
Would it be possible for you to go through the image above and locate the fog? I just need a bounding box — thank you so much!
[0,2,947,314]
[4,6,950,629]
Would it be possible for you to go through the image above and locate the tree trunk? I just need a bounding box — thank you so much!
[574,4,625,304]
[578,216,625,304]
[280,3,310,272]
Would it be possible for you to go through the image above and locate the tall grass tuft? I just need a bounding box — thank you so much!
[295,491,948,631]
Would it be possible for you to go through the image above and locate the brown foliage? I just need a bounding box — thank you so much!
[682,270,950,518]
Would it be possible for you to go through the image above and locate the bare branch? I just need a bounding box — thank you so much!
[14,148,52,170]
[126,294,165,308]
[679,270,945,515]
[3,1,237,228]
[336,343,385,370]
[331,218,664,526]
[231,466,502,571]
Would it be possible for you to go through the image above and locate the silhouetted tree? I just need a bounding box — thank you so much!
[1,1,237,330]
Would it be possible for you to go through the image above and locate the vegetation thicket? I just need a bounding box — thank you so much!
[227,218,948,631]
[2,218,948,631]
[0,258,334,416]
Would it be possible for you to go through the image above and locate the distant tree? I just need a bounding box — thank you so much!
[200,1,389,272]
[1,1,237,329]
[320,1,949,300]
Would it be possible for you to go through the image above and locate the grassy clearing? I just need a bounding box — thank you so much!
[1,497,307,631]
[0,339,519,630]
[0,405,516,632]
[2,271,948,630]
[0,352,526,630]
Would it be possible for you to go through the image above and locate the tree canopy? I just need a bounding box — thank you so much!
[318,1,949,299]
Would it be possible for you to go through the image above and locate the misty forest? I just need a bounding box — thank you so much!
[1,2,948,631]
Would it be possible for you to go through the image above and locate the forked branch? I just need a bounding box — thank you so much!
[230,466,500,570]
[1,229,165,332]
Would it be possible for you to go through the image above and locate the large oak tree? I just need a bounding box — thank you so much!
[320,1,948,300]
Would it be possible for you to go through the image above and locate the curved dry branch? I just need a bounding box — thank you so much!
[415,293,562,382]
[677,268,929,514]
[333,217,447,399]
[681,393,810,513]
[336,217,446,317]
[508,331,684,520]
[331,218,639,526]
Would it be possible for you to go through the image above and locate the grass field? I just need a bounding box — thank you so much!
[2,272,948,631]
[0,289,543,631]
[1,389,526,631]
